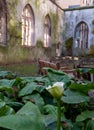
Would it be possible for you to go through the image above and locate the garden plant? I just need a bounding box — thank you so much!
[0,68,93,130]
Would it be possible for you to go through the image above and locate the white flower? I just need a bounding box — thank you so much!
[46,82,64,99]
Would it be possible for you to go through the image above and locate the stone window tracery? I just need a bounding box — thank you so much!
[22,4,35,46]
[74,22,88,48]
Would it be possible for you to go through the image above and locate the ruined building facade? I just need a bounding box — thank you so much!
[0,0,94,63]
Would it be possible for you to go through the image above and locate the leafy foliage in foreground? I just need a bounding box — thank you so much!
[0,69,93,130]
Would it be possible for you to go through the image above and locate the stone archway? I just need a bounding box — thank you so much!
[22,4,35,46]
[74,21,88,49]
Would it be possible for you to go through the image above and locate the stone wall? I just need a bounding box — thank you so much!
[0,0,64,63]
[8,0,63,46]
[64,6,94,55]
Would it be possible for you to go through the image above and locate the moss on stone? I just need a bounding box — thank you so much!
[50,10,59,44]
[35,0,40,10]
[7,1,22,45]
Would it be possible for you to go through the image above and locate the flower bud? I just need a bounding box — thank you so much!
[46,82,64,99]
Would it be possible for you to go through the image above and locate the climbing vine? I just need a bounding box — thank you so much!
[7,1,22,45]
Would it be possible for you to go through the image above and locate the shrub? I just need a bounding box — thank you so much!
[65,37,73,55]
[88,44,94,55]
[36,40,43,48]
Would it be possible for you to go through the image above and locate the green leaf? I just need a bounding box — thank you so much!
[0,79,15,88]
[76,110,94,121]
[62,95,90,104]
[62,89,90,104]
[18,82,37,96]
[6,101,23,110]
[20,77,35,83]
[22,93,45,110]
[0,102,45,130]
[44,68,71,87]
[0,86,13,94]
[0,79,16,94]
[45,114,57,130]
[89,68,94,74]
[43,104,57,116]
[0,105,15,116]
[0,100,5,108]
[70,83,94,94]
[85,120,94,130]
[0,71,16,79]
[77,68,91,73]
[72,122,84,130]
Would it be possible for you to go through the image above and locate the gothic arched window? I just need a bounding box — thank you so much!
[0,0,7,45]
[74,22,88,48]
[22,4,35,46]
[44,15,51,47]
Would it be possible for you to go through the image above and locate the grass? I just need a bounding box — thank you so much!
[0,63,38,77]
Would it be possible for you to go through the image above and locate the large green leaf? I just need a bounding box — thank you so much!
[45,114,57,130]
[22,93,45,110]
[0,100,5,108]
[0,71,16,79]
[62,96,90,104]
[0,79,16,94]
[76,68,91,73]
[0,79,15,88]
[0,105,15,116]
[70,83,94,94]
[0,102,45,130]
[20,77,35,83]
[89,68,94,74]
[6,101,23,111]
[0,86,13,94]
[34,76,51,87]
[77,68,94,75]
[72,122,84,130]
[76,110,94,122]
[85,120,94,130]
[62,89,90,104]
[0,100,14,116]
[44,68,71,87]
[43,104,57,116]
[18,82,37,96]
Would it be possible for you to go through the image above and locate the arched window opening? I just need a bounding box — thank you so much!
[74,22,88,48]
[0,0,7,45]
[44,15,51,48]
[22,4,35,46]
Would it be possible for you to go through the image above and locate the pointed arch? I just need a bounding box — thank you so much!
[44,14,51,47]
[22,4,35,46]
[0,0,7,45]
[74,21,88,48]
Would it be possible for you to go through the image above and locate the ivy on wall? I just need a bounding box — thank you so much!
[7,0,22,45]
[8,0,19,17]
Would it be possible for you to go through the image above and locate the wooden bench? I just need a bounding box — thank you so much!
[38,59,60,75]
